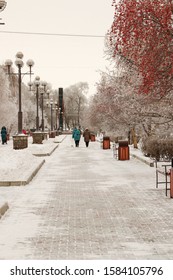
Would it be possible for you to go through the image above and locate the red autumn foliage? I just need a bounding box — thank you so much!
[108,0,173,96]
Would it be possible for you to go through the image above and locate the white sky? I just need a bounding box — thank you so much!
[0,0,114,95]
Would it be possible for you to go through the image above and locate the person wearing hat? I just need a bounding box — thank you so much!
[83,128,91,147]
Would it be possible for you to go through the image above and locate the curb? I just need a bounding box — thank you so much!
[33,144,59,157]
[53,135,67,143]
[131,154,154,167]
[0,159,45,186]
[0,201,9,218]
[25,159,45,185]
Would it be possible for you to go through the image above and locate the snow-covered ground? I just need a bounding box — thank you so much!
[0,135,65,216]
[0,135,173,263]
[0,134,170,186]
[0,135,171,219]
[0,135,61,182]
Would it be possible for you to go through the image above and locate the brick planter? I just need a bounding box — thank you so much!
[13,135,28,150]
[42,132,48,140]
[49,131,56,138]
[32,132,43,144]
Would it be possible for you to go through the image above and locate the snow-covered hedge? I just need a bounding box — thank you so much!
[141,137,173,161]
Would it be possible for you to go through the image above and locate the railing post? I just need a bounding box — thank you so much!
[170,158,173,198]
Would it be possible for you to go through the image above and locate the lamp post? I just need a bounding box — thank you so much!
[58,88,64,131]
[0,0,7,25]
[33,76,40,131]
[47,98,56,138]
[54,101,58,130]
[0,0,6,11]
[40,81,47,132]
[5,52,34,149]
[58,107,61,130]
[30,78,47,132]
[50,98,53,132]
[30,78,48,144]
[58,107,64,131]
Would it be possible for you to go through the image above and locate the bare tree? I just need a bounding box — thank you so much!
[64,82,88,128]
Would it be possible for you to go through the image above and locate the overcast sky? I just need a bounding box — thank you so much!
[0,0,114,95]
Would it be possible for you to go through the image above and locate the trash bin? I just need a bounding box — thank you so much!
[103,136,110,149]
[118,140,129,160]
[90,134,95,141]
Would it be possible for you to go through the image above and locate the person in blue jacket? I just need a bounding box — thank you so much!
[72,127,81,147]
[1,126,7,144]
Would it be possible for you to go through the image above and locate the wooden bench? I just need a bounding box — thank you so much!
[156,164,171,196]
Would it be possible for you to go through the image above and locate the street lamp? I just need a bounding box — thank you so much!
[50,98,53,132]
[29,78,47,132]
[54,102,63,132]
[47,97,56,138]
[40,81,47,132]
[58,107,64,131]
[33,76,40,131]
[54,101,59,130]
[0,0,7,11]
[0,0,7,25]
[30,77,49,144]
[5,52,34,134]
[5,52,34,149]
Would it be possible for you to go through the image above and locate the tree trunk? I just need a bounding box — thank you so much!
[131,127,138,149]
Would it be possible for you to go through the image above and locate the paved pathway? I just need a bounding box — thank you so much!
[0,135,173,259]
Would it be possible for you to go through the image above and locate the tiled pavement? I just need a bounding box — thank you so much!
[0,135,173,259]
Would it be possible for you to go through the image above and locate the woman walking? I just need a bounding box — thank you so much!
[83,128,91,147]
[72,127,81,147]
[1,126,7,144]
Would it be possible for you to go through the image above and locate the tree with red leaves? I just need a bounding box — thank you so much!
[108,0,173,96]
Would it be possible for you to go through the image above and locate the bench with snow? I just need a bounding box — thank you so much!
[156,164,171,196]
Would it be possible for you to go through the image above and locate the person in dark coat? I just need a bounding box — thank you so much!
[1,126,7,144]
[72,127,81,147]
[83,128,91,147]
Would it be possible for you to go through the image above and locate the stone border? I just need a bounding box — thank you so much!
[25,159,45,184]
[53,135,67,143]
[33,144,59,157]
[0,159,45,187]
[131,154,154,167]
[0,201,9,219]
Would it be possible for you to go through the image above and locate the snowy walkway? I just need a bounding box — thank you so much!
[0,135,173,259]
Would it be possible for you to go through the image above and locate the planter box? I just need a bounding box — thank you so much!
[32,132,43,144]
[13,135,28,150]
[49,131,56,138]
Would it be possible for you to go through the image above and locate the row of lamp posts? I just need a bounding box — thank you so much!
[1,4,64,149]
[5,51,63,149]
[28,76,49,144]
[46,99,63,138]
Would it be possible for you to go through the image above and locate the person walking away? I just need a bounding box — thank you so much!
[72,127,81,147]
[1,126,7,144]
[72,127,77,145]
[83,128,91,147]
